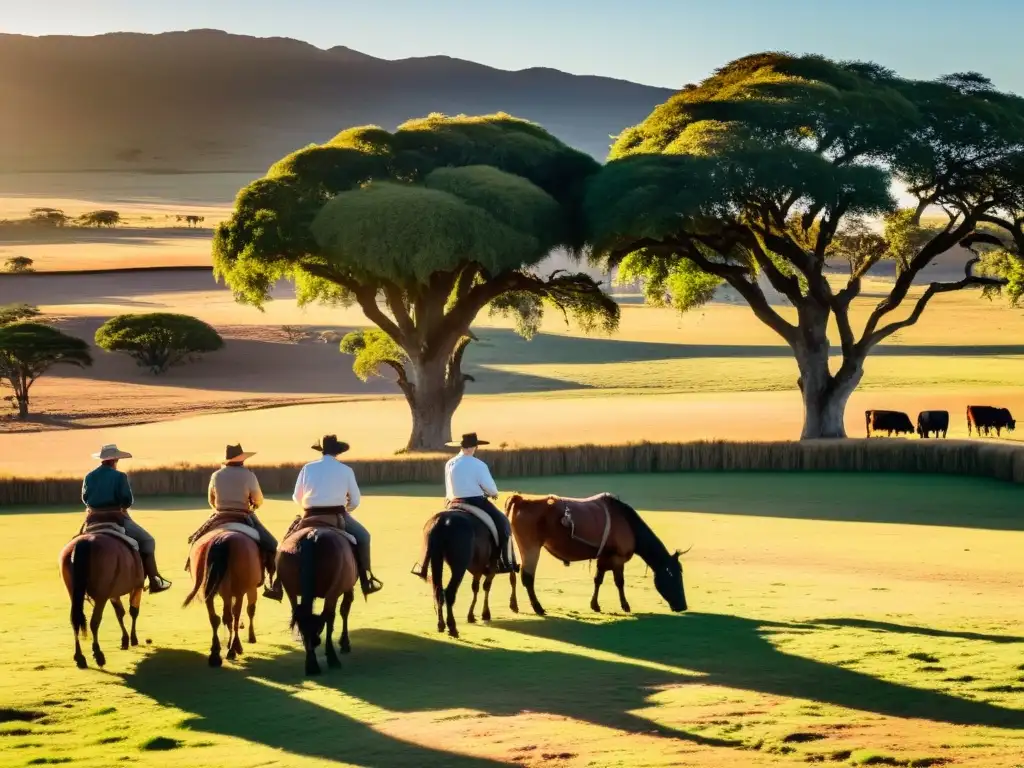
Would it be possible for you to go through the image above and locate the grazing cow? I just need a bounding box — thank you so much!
[865,410,915,438]
[916,410,949,439]
[966,406,1016,437]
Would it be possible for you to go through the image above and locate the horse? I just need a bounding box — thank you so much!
[415,507,518,639]
[505,493,688,615]
[59,511,145,669]
[182,528,262,667]
[276,513,358,676]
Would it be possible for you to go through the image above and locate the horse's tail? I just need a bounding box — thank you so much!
[504,493,523,517]
[427,518,446,592]
[69,538,90,637]
[182,537,228,607]
[291,535,325,639]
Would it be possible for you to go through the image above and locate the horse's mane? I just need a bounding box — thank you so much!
[605,496,671,566]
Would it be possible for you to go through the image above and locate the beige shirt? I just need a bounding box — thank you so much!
[208,464,264,512]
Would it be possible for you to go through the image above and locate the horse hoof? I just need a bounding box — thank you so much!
[306,664,322,677]
[340,642,351,654]
[93,652,106,667]
[436,622,445,633]
[532,606,546,616]
[121,638,130,650]
[209,655,222,668]
[590,602,601,613]
[448,629,460,639]
[510,601,519,614]
[621,603,631,613]
[467,615,476,624]
[226,650,237,661]
[482,611,491,622]
[130,635,139,647]
[74,655,88,669]
[248,634,257,644]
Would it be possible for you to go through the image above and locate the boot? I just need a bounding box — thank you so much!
[359,570,384,596]
[141,553,172,594]
[262,552,283,601]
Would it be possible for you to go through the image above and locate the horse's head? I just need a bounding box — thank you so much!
[653,547,690,612]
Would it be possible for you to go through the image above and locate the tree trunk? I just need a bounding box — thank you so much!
[795,342,863,440]
[404,356,463,452]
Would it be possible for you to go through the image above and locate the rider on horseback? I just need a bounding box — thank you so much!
[289,435,383,597]
[204,444,283,601]
[444,432,519,574]
[82,444,171,593]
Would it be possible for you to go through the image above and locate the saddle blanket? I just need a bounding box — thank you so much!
[448,502,499,545]
[83,522,139,551]
[217,522,261,542]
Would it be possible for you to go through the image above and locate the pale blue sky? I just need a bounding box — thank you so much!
[5,0,1024,92]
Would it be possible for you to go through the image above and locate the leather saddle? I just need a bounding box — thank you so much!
[447,500,500,545]
[280,513,358,554]
[80,508,139,551]
[552,493,614,558]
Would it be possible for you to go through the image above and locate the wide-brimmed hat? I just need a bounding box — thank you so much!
[447,432,490,449]
[312,435,349,455]
[224,444,255,463]
[93,444,132,461]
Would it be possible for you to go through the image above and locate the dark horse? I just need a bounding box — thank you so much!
[416,508,518,639]
[59,510,144,668]
[277,517,358,676]
[505,493,688,615]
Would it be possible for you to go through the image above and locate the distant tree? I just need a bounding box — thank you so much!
[3,256,34,274]
[587,55,1024,439]
[0,304,41,326]
[214,113,618,451]
[0,323,92,418]
[95,313,224,374]
[28,208,70,227]
[76,210,122,228]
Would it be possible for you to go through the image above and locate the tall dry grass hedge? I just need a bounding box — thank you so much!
[4,439,1024,507]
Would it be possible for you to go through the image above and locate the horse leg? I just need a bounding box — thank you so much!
[467,574,480,624]
[323,597,340,669]
[590,565,607,613]
[508,570,519,614]
[613,565,631,613]
[228,595,244,659]
[73,621,87,669]
[111,598,129,650]
[128,588,141,646]
[206,596,222,668]
[482,572,495,622]
[520,543,545,616]
[246,588,257,644]
[445,565,466,639]
[339,591,354,654]
[90,598,108,667]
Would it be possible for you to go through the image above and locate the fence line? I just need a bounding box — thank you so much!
[4,439,1024,507]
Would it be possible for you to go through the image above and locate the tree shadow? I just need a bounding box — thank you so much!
[242,628,742,749]
[813,618,1024,645]
[490,614,1024,729]
[124,648,512,768]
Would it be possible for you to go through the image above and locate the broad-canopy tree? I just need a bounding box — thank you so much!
[76,210,121,228]
[214,113,618,451]
[587,54,1024,438]
[0,322,92,418]
[95,313,224,374]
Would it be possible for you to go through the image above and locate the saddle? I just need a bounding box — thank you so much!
[280,510,358,553]
[79,508,139,551]
[185,510,262,572]
[554,493,614,559]
[447,501,500,545]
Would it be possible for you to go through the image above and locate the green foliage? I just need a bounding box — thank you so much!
[616,251,722,312]
[0,304,40,326]
[94,313,224,374]
[3,256,34,274]
[0,322,92,417]
[76,210,121,227]
[339,329,407,381]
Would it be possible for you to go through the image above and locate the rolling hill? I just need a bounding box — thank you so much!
[0,29,675,173]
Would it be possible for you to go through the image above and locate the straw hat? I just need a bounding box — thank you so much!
[93,444,133,461]
[224,444,256,464]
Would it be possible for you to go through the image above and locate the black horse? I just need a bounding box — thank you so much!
[414,510,518,638]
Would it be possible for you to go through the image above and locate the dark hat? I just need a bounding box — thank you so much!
[312,434,349,455]
[224,444,255,463]
[447,432,490,449]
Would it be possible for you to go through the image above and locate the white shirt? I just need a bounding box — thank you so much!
[292,455,361,511]
[445,453,498,500]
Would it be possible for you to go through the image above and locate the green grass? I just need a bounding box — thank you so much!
[2,473,1024,767]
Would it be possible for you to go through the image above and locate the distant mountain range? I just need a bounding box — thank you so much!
[0,29,676,173]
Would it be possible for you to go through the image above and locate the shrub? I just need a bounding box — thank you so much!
[95,313,224,374]
[0,304,40,326]
[3,256,34,274]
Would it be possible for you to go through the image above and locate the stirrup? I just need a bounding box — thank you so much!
[410,562,427,578]
[149,576,172,594]
[263,584,283,602]
[362,574,384,595]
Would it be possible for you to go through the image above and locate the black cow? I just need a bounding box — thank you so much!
[916,410,949,439]
[967,405,1016,437]
[865,410,915,438]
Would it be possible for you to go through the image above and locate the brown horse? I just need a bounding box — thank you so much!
[415,508,518,639]
[59,513,144,669]
[277,517,358,676]
[505,493,688,615]
[182,529,262,667]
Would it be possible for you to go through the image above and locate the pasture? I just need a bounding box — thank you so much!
[2,472,1024,767]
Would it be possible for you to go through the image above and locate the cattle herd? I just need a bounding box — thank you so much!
[864,406,1017,438]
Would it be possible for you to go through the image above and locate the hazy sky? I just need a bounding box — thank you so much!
[6,0,1024,92]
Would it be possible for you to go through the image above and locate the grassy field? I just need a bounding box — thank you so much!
[2,473,1024,767]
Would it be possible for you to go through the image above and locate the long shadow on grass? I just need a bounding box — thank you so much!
[124,648,510,768]
[814,618,1024,644]
[243,629,742,749]
[491,613,1024,729]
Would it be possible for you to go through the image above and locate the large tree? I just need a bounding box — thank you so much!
[0,322,92,418]
[214,113,618,450]
[586,54,1024,438]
